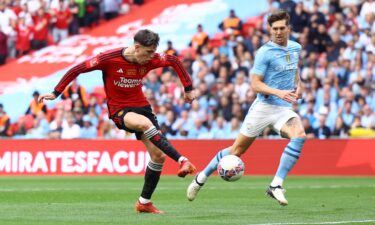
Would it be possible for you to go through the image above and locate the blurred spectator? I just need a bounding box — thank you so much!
[68,0,79,35]
[51,0,71,44]
[233,70,249,103]
[279,0,296,15]
[301,117,314,139]
[80,114,97,138]
[73,107,84,127]
[24,111,49,139]
[187,118,209,139]
[25,91,48,118]
[360,104,375,128]
[14,15,33,56]
[61,112,80,139]
[31,7,50,50]
[164,40,178,56]
[0,1,17,58]
[290,2,309,36]
[310,24,332,53]
[86,0,101,27]
[339,100,355,127]
[0,103,11,137]
[75,0,86,28]
[191,24,209,54]
[62,80,89,110]
[103,0,122,21]
[313,115,331,139]
[160,110,177,136]
[0,27,7,65]
[227,117,241,139]
[219,9,243,36]
[332,116,350,137]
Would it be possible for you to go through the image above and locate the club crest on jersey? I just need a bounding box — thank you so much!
[285,54,291,63]
[87,57,98,68]
[138,67,147,75]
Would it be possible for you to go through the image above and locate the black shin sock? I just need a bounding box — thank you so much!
[144,126,182,162]
[140,161,163,200]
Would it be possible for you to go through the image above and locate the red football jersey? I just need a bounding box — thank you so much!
[54,47,193,118]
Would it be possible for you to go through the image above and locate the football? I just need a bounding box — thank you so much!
[217,155,245,181]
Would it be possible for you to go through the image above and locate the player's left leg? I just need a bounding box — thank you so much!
[188,102,270,201]
[268,115,306,205]
[135,135,166,214]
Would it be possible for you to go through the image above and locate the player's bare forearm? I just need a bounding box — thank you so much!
[295,80,302,99]
[294,72,302,99]
[251,74,297,103]
[251,75,280,96]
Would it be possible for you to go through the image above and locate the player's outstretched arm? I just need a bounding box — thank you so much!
[161,54,194,103]
[38,93,56,103]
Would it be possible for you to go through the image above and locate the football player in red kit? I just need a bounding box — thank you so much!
[38,29,196,214]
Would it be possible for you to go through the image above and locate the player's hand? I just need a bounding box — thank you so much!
[184,90,196,104]
[38,93,56,103]
[277,90,298,103]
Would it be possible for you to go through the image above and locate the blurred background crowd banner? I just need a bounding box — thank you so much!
[0,0,374,140]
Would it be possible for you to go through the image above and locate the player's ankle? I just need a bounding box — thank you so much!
[196,172,207,184]
[178,156,188,163]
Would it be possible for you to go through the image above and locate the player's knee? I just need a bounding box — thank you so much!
[138,119,154,132]
[289,129,306,139]
[295,130,306,139]
[150,151,166,164]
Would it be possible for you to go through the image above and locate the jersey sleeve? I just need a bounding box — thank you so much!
[151,53,193,92]
[53,54,104,97]
[250,47,269,77]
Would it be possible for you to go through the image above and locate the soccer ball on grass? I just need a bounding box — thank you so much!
[217,155,245,181]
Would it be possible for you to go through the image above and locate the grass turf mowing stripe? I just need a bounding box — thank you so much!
[251,219,375,225]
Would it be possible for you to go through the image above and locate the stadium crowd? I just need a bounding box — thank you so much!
[0,0,374,139]
[0,0,142,65]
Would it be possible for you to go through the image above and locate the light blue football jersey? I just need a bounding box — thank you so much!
[250,40,301,107]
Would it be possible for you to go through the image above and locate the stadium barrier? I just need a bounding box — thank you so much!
[0,139,374,176]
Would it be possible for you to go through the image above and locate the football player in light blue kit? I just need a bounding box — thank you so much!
[187,11,306,206]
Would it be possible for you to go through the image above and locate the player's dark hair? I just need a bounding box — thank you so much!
[267,10,290,27]
[134,29,160,47]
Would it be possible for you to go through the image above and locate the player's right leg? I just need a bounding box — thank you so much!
[267,111,306,206]
[187,134,255,201]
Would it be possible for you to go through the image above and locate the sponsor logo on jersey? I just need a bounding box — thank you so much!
[117,68,124,73]
[114,77,142,88]
[274,64,298,71]
[126,69,137,76]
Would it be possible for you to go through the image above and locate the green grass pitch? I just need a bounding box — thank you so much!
[0,176,374,225]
